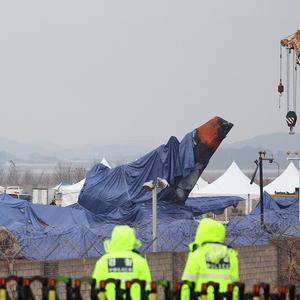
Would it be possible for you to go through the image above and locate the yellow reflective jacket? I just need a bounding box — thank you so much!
[181,219,239,300]
[92,225,151,300]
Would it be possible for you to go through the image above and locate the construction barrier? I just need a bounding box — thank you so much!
[0,276,298,300]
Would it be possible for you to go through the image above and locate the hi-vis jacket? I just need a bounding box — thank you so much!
[92,225,151,300]
[181,218,239,300]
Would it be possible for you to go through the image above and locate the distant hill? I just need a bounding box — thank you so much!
[222,132,300,152]
[0,133,297,171]
[208,132,298,171]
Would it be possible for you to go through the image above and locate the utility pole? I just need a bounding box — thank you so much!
[250,151,274,226]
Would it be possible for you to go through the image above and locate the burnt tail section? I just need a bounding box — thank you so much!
[163,116,233,205]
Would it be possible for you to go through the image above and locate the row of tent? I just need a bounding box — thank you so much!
[59,160,300,207]
[190,161,299,199]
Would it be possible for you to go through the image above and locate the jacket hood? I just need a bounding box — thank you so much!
[189,218,226,250]
[104,225,142,253]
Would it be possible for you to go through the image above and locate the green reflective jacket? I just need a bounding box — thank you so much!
[92,225,151,300]
[181,219,239,300]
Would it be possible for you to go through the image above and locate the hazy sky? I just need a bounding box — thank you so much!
[0,1,299,149]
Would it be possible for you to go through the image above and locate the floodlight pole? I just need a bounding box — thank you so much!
[143,177,168,253]
[250,151,274,226]
[287,151,300,222]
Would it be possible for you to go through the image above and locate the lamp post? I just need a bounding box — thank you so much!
[273,161,280,177]
[287,151,300,222]
[9,160,15,167]
[9,160,16,185]
[271,156,280,177]
[143,177,169,252]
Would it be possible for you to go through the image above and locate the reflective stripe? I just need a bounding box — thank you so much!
[146,281,151,286]
[198,273,231,279]
[182,273,197,281]
[119,277,134,282]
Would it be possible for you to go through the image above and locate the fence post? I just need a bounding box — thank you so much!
[0,278,6,300]
[48,279,56,300]
[224,284,233,300]
[279,286,286,300]
[174,283,181,300]
[253,284,260,300]
[200,283,208,300]
[125,281,131,300]
[73,280,82,300]
[23,278,32,300]
[149,282,157,300]
[99,281,106,300]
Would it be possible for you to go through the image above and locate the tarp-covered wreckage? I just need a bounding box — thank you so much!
[225,191,300,246]
[0,116,254,260]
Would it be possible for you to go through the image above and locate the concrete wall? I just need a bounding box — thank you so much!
[0,242,278,299]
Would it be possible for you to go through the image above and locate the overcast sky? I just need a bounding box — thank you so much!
[0,1,299,149]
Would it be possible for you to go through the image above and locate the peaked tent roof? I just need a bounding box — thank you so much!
[100,158,111,168]
[52,182,71,191]
[264,162,299,194]
[193,161,260,199]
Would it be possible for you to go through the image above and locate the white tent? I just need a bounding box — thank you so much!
[194,161,260,199]
[194,161,260,215]
[61,178,86,207]
[52,182,71,191]
[264,162,299,194]
[189,177,209,197]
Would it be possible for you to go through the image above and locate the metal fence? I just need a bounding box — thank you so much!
[1,210,300,263]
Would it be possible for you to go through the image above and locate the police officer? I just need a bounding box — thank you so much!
[92,225,151,300]
[181,218,239,300]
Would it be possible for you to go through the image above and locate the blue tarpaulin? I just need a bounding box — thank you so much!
[78,135,195,220]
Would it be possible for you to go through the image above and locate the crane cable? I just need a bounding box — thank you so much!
[293,50,297,112]
[279,43,283,108]
[287,48,290,112]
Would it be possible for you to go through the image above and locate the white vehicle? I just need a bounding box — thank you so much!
[5,186,32,202]
[5,186,24,194]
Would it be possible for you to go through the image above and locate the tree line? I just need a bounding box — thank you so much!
[0,158,129,187]
[0,161,90,187]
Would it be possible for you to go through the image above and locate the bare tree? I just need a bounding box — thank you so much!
[53,161,73,183]
[0,167,5,186]
[270,237,300,291]
[21,168,50,186]
[71,166,88,182]
[23,168,35,185]
[7,161,21,186]
[35,170,51,186]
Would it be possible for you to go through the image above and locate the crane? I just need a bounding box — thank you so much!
[278,30,300,134]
